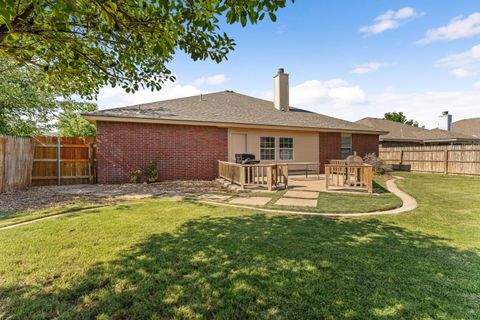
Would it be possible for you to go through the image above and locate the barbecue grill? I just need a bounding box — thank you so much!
[235,153,260,164]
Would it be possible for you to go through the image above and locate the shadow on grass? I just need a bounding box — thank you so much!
[1,214,478,319]
[372,180,389,194]
[0,205,107,229]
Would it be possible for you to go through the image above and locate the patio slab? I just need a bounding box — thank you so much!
[284,190,319,199]
[229,197,271,206]
[275,197,318,207]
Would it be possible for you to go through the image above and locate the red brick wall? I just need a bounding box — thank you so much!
[96,121,228,183]
[318,132,341,173]
[352,134,379,157]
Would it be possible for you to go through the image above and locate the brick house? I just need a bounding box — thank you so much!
[84,69,385,184]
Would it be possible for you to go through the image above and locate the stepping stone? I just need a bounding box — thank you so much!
[229,197,271,206]
[284,190,319,199]
[275,197,317,207]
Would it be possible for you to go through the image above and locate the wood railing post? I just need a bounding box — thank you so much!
[325,165,329,191]
[240,166,245,189]
[267,166,272,191]
[366,166,373,194]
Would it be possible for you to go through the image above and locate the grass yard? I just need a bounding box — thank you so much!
[0,173,479,319]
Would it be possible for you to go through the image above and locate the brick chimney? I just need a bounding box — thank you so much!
[273,68,289,111]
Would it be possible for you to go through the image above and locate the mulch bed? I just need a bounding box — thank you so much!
[0,180,227,213]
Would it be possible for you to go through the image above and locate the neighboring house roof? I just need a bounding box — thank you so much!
[452,118,480,138]
[84,91,384,134]
[356,117,480,143]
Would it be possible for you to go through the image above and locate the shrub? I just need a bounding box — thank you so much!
[129,167,144,184]
[363,153,392,175]
[146,161,158,183]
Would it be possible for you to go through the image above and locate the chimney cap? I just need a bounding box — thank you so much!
[442,111,449,115]
[277,68,284,74]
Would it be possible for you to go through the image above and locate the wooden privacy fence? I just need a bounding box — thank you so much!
[32,136,97,186]
[379,145,480,176]
[0,136,35,193]
[218,161,288,191]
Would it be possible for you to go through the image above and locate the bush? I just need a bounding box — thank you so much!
[146,161,158,183]
[129,161,158,184]
[129,167,144,183]
[363,153,392,175]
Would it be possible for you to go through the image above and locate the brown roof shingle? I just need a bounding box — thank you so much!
[84,91,383,133]
[452,118,480,138]
[356,117,480,142]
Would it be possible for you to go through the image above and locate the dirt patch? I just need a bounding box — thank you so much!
[0,180,228,213]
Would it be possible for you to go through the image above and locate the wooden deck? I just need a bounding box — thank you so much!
[219,160,373,193]
[324,163,373,194]
[218,161,288,191]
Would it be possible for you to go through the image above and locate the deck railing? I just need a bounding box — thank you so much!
[218,161,288,191]
[324,163,373,193]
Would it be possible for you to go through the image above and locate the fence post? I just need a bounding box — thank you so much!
[399,150,404,170]
[444,148,449,175]
[57,136,61,186]
[88,143,93,184]
[0,137,6,193]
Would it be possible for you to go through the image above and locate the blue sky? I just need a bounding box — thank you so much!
[97,1,480,128]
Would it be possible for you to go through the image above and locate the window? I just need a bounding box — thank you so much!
[279,137,293,160]
[260,136,275,160]
[341,134,352,159]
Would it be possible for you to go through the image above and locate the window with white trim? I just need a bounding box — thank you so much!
[279,137,293,160]
[260,136,275,160]
[341,134,352,159]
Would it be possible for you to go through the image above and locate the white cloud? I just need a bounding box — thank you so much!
[290,90,480,129]
[276,24,287,34]
[359,7,422,35]
[351,62,383,74]
[291,79,367,106]
[474,81,480,89]
[450,68,472,78]
[96,81,207,109]
[262,78,366,107]
[438,44,480,67]
[363,91,480,128]
[437,44,480,78]
[193,74,227,86]
[418,12,480,45]
[263,80,480,129]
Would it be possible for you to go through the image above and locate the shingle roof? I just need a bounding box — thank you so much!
[452,118,480,138]
[356,117,479,142]
[84,91,384,133]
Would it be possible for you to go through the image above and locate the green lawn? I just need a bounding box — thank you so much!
[0,173,479,319]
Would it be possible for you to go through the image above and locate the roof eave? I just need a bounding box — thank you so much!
[82,114,386,135]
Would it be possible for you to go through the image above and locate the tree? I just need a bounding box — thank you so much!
[0,55,57,135]
[57,100,97,137]
[384,112,420,127]
[0,0,293,98]
[0,55,98,136]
